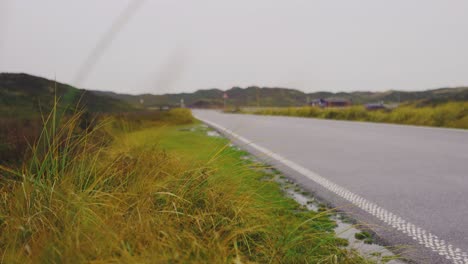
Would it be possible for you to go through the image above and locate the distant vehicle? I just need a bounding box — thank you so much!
[310,98,351,108]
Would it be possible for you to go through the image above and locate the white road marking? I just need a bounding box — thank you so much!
[196,116,468,264]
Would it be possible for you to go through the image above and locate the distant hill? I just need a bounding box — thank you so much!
[93,88,225,108]
[323,88,468,105]
[0,73,134,118]
[2,73,467,115]
[93,86,309,108]
[94,86,468,108]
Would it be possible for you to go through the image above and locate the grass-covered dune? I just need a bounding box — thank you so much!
[244,102,468,129]
[96,84,468,108]
[0,107,367,263]
[0,73,134,119]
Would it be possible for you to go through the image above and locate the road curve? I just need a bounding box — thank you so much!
[193,109,468,264]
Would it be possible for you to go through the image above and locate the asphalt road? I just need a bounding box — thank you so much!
[193,109,468,264]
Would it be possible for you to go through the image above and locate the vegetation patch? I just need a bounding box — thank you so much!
[355,232,373,244]
[245,102,468,129]
[0,108,367,263]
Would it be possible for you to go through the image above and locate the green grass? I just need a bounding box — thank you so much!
[117,124,366,262]
[354,231,372,243]
[245,102,468,129]
[0,108,367,263]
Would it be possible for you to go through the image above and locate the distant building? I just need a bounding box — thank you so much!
[310,98,351,108]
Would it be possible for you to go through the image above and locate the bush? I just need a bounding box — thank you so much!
[167,108,194,124]
[0,118,44,164]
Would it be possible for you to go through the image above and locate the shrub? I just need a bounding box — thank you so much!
[0,118,44,165]
[167,108,194,124]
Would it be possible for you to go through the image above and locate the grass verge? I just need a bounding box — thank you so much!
[0,108,367,263]
[244,102,468,129]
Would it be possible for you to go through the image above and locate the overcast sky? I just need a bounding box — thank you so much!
[1,0,468,94]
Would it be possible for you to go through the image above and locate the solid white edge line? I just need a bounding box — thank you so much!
[196,115,468,264]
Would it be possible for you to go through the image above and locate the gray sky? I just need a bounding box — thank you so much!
[1,0,468,95]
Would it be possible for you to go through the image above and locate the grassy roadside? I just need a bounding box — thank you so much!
[0,108,368,263]
[243,102,468,129]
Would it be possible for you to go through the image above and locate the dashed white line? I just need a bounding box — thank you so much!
[197,116,468,264]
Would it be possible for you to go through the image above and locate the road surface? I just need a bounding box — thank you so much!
[193,110,468,264]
